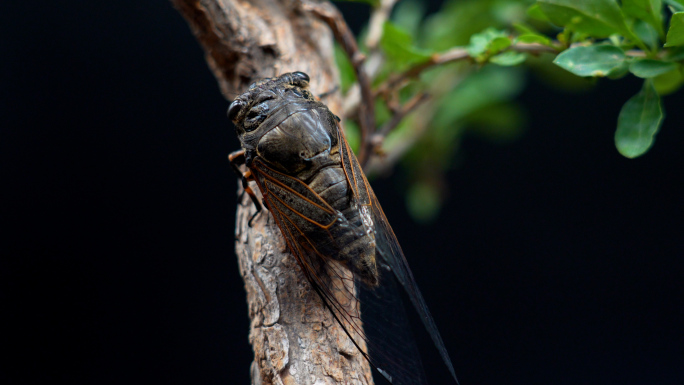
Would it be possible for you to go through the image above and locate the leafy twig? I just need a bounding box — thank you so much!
[376,42,559,98]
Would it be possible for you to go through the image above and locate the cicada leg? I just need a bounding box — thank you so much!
[317,85,339,101]
[228,149,262,227]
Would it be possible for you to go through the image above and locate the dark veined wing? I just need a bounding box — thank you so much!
[249,157,428,384]
[246,125,456,385]
[337,126,460,385]
[248,157,372,359]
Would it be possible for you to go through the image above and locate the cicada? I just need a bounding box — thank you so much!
[228,72,458,385]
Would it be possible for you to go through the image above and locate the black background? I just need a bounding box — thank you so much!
[2,1,683,384]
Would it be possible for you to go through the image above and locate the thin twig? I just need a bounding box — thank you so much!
[376,42,560,99]
[302,0,376,167]
[365,0,398,51]
[510,42,560,54]
[376,92,429,139]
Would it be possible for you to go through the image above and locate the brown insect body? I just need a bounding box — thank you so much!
[229,72,457,385]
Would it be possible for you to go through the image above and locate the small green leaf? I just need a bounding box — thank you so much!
[515,33,553,45]
[615,80,664,158]
[526,52,596,91]
[513,23,539,35]
[537,0,635,39]
[467,35,491,57]
[343,120,360,154]
[607,61,631,79]
[667,46,684,61]
[490,51,527,66]
[490,36,513,53]
[432,66,526,131]
[653,66,684,94]
[664,0,684,12]
[467,28,512,59]
[633,19,660,50]
[553,45,626,77]
[622,0,665,38]
[527,4,551,22]
[392,0,425,37]
[334,44,356,93]
[665,12,684,47]
[422,0,502,50]
[629,59,678,77]
[380,22,433,66]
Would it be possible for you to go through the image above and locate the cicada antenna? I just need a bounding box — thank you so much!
[317,84,340,100]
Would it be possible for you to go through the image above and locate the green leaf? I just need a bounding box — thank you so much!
[490,51,528,66]
[342,120,360,154]
[491,1,530,25]
[526,52,596,90]
[553,45,626,77]
[380,21,433,66]
[537,0,635,39]
[665,12,684,47]
[667,46,684,60]
[513,22,539,35]
[515,33,553,45]
[490,36,513,52]
[422,0,501,51]
[467,28,512,60]
[622,0,665,38]
[653,66,684,94]
[527,4,552,22]
[664,0,684,12]
[615,80,664,158]
[629,58,678,77]
[633,19,660,50]
[432,66,526,131]
[392,0,425,37]
[607,61,631,79]
[334,44,356,93]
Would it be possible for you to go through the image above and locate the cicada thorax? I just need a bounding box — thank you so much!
[229,72,379,288]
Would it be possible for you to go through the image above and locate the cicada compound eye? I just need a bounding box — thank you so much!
[227,100,243,122]
[290,71,310,88]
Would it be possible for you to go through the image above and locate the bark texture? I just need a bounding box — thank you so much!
[171,1,373,384]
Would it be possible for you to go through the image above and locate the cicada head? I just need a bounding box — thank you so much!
[228,72,341,174]
[228,71,315,135]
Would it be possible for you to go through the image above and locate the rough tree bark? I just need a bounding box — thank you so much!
[171,1,374,384]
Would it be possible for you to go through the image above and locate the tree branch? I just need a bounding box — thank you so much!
[171,1,373,384]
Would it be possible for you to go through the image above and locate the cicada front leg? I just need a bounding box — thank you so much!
[228,149,262,227]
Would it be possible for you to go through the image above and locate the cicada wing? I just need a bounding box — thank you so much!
[337,126,459,385]
[368,187,459,385]
[251,149,427,385]
[334,129,428,385]
[356,259,429,385]
[248,158,372,359]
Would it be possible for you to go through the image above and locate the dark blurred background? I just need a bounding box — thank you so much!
[2,1,683,384]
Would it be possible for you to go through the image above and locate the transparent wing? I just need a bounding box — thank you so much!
[368,186,459,385]
[337,127,459,385]
[246,125,457,385]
